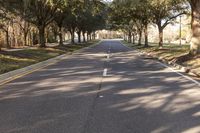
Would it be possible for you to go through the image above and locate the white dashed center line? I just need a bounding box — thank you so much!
[103,68,108,77]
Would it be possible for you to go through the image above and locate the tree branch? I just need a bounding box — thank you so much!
[162,12,186,29]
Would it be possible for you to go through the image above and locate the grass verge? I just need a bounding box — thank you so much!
[123,41,200,75]
[0,40,98,74]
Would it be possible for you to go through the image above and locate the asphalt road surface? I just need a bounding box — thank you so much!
[0,40,200,133]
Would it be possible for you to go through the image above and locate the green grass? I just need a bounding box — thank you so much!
[123,41,190,60]
[0,41,98,74]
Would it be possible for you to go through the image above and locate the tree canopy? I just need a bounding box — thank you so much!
[0,0,107,48]
[109,0,200,55]
[1,0,200,55]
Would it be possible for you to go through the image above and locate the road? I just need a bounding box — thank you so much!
[0,40,200,133]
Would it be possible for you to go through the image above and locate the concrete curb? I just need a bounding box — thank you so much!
[0,41,101,86]
[121,42,200,78]
[0,54,69,85]
[143,52,200,77]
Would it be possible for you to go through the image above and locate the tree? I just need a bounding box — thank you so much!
[15,17,31,46]
[24,0,65,47]
[6,0,66,47]
[63,6,77,44]
[109,0,134,43]
[188,0,200,55]
[0,4,12,48]
[0,0,107,49]
[110,0,151,46]
[150,0,187,47]
[54,0,71,46]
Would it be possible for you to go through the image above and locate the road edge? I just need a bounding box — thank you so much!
[0,41,102,86]
[120,41,200,86]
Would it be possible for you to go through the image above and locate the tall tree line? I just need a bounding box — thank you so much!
[0,0,106,49]
[110,0,200,55]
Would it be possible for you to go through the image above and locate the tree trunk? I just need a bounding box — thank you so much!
[128,30,131,43]
[70,30,75,44]
[77,31,81,43]
[58,26,63,46]
[87,33,89,42]
[53,30,57,42]
[23,32,28,46]
[92,32,96,40]
[5,30,10,48]
[144,24,149,47]
[89,34,92,41]
[28,32,32,46]
[132,33,135,44]
[46,30,49,43]
[190,0,200,55]
[138,30,142,46]
[38,26,46,47]
[158,24,164,47]
[82,32,86,42]
[94,32,96,40]
[124,33,126,41]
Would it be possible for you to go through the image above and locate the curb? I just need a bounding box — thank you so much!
[0,54,69,86]
[143,52,200,77]
[0,41,101,86]
[121,42,200,78]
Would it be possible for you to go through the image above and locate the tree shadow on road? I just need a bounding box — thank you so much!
[0,47,200,133]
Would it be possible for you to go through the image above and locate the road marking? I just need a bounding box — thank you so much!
[0,62,57,88]
[103,68,108,77]
[108,45,111,54]
[158,62,200,86]
[119,41,200,87]
[107,54,110,59]
[99,95,104,98]
[0,41,103,88]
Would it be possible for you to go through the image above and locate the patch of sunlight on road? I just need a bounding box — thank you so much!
[116,88,172,110]
[59,70,100,76]
[34,77,101,87]
[0,92,22,100]
[103,77,123,82]
[151,126,170,133]
[192,111,200,117]
[134,93,172,109]
[162,95,200,114]
[120,105,140,111]
[117,88,160,95]
[163,101,195,114]
[84,53,108,58]
[31,87,98,98]
[115,91,199,114]
[109,92,173,111]
[0,76,104,100]
[161,88,200,113]
[129,90,200,114]
[182,126,200,133]
[8,81,35,85]
[180,89,200,100]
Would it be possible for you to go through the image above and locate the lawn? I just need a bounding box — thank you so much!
[0,41,98,74]
[123,41,200,75]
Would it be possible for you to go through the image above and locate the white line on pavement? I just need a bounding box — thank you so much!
[107,54,110,59]
[103,68,108,77]
[119,40,200,86]
[158,62,200,86]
